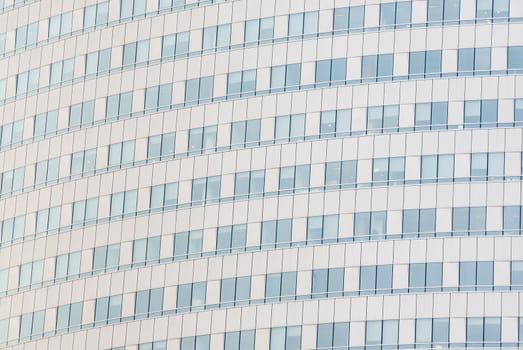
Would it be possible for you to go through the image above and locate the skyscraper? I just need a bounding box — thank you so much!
[0,0,523,348]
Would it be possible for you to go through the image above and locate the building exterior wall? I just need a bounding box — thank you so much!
[0,0,523,348]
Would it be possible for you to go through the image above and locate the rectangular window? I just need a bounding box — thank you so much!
[307,215,338,243]
[185,77,214,105]
[93,244,120,273]
[227,69,257,97]
[380,1,411,27]
[274,114,305,143]
[137,341,167,350]
[173,230,203,259]
[325,160,357,189]
[0,215,25,243]
[464,100,498,128]
[34,157,59,186]
[288,11,319,37]
[312,268,344,298]
[416,318,450,345]
[56,302,82,332]
[415,102,448,130]
[191,176,221,204]
[34,110,58,138]
[108,140,135,167]
[0,167,24,195]
[15,22,38,49]
[270,63,301,92]
[279,165,310,193]
[409,262,443,291]
[134,288,163,319]
[366,320,399,347]
[234,170,264,198]
[458,48,491,76]
[177,282,207,310]
[85,48,111,75]
[61,250,80,279]
[19,260,44,288]
[0,120,23,147]
[477,0,510,19]
[470,152,504,180]
[361,54,394,82]
[16,68,39,95]
[224,330,255,350]
[270,326,301,350]
[354,211,387,239]
[317,323,350,349]
[315,58,347,86]
[360,264,393,294]
[453,207,487,235]
[372,157,405,184]
[69,101,95,128]
[467,317,501,346]
[511,261,523,288]
[508,46,523,70]
[409,50,442,78]
[70,149,96,176]
[72,198,98,225]
[94,295,122,325]
[83,2,109,29]
[161,32,189,57]
[367,105,399,133]
[421,154,454,182]
[150,182,178,209]
[402,209,437,235]
[333,6,365,31]
[244,17,274,43]
[19,310,45,339]
[265,272,297,302]
[180,335,210,350]
[48,12,72,39]
[261,219,292,249]
[220,276,251,307]
[147,132,176,161]
[122,40,149,66]
[504,206,523,233]
[144,84,172,111]
[202,24,231,51]
[132,236,161,266]
[320,109,351,138]
[230,119,261,148]
[159,0,185,11]
[35,206,60,233]
[110,189,138,217]
[427,0,460,23]
[120,0,146,19]
[187,125,217,155]
[216,224,247,254]
[49,58,74,85]
[460,261,494,291]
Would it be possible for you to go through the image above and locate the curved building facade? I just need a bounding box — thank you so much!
[0,0,523,349]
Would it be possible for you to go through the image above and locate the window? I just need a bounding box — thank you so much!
[315,58,347,86]
[70,149,96,176]
[361,54,393,82]
[409,50,442,78]
[458,48,491,76]
[135,288,163,319]
[83,2,109,28]
[402,209,437,235]
[415,318,450,346]
[15,23,38,49]
[224,330,255,350]
[354,211,387,239]
[144,84,172,111]
[220,276,251,306]
[54,252,80,280]
[270,63,301,92]
[421,154,454,182]
[93,244,120,273]
[279,165,310,193]
[467,317,501,346]
[69,101,95,128]
[470,152,504,179]
[289,11,318,36]
[261,219,292,249]
[105,91,133,120]
[359,265,393,294]
[460,261,494,290]
[34,110,58,138]
[0,319,7,345]
[427,0,460,23]
[415,102,448,130]
[515,99,523,123]
[180,335,210,350]
[234,170,264,198]
[477,0,509,19]
[162,32,189,57]
[227,70,257,97]
[110,190,138,217]
[48,12,72,38]
[108,140,135,167]
[312,268,344,298]
[366,320,399,348]
[216,224,247,254]
[0,120,23,147]
[138,341,167,350]
[177,282,207,310]
[333,6,365,31]
[230,120,260,148]
[511,261,523,288]
[367,105,399,132]
[72,198,98,225]
[307,215,338,243]
[464,99,498,128]
[147,133,175,161]
[191,176,221,204]
[19,311,45,339]
[16,69,39,95]
[244,17,274,43]
[49,58,74,85]
[35,206,60,233]
[325,160,357,190]
[317,323,350,349]
[380,1,411,27]
[122,40,149,66]
[508,47,523,70]
[409,263,443,292]
[320,109,351,138]
[187,125,218,155]
[150,182,178,209]
[452,207,487,235]
[0,167,24,195]
[132,236,161,266]
[94,295,122,325]
[56,302,82,332]
[120,0,146,19]
[0,215,25,242]
[34,157,59,185]
[274,114,305,143]
[372,157,405,184]
[173,230,203,259]
[19,260,44,288]
[504,206,523,233]
[159,0,185,11]
[265,272,297,302]
[270,326,301,350]
[85,49,111,75]
[185,77,213,104]
[202,24,231,51]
